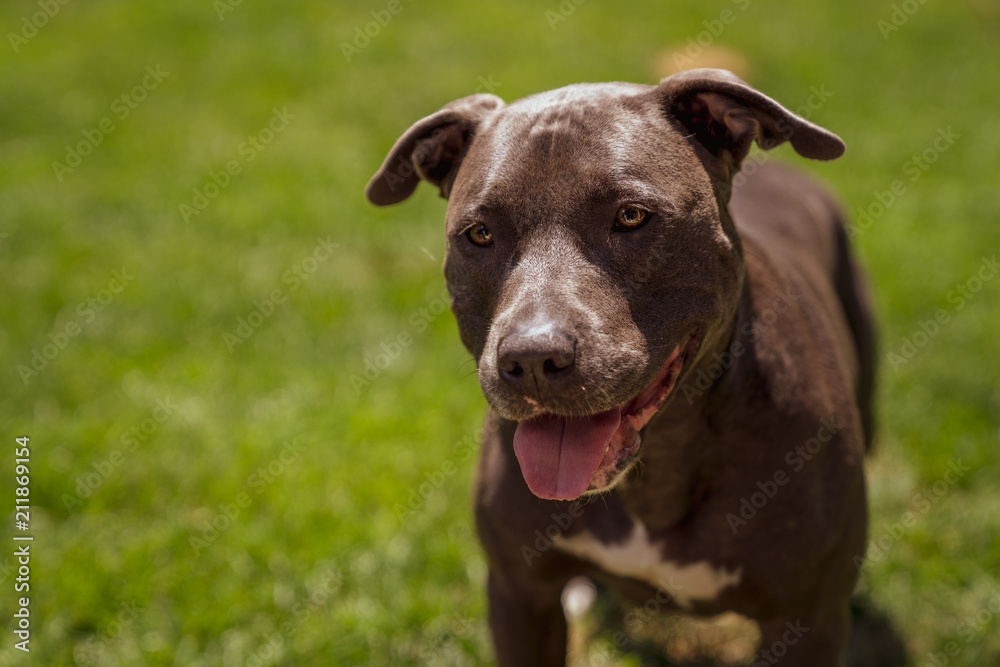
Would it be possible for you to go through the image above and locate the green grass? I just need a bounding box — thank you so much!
[0,0,998,664]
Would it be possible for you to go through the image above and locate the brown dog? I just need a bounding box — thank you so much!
[366,69,874,666]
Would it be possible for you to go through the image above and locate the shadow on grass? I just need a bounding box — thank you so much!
[572,584,907,667]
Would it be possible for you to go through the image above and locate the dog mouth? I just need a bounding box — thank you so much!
[512,331,700,500]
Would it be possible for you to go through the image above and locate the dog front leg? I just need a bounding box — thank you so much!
[754,607,850,667]
[488,569,568,667]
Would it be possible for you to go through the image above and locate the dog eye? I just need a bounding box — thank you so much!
[465,223,494,247]
[614,205,649,231]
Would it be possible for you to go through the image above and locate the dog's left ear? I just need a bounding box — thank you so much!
[366,94,504,206]
[656,68,845,182]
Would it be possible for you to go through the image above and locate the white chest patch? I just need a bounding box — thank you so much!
[553,521,742,610]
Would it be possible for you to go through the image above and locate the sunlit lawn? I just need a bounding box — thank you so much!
[0,0,998,664]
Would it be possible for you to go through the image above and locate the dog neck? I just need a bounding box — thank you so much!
[614,266,756,533]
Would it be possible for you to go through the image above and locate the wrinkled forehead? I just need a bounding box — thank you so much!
[452,84,682,217]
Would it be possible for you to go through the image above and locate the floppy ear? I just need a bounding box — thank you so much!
[656,68,845,183]
[365,94,504,206]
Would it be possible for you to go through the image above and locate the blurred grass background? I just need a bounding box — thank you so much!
[0,0,998,665]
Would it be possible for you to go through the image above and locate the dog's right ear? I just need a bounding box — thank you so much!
[365,94,504,206]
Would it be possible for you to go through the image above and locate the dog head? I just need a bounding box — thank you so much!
[367,69,844,501]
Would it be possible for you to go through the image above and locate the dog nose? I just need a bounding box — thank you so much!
[497,326,576,390]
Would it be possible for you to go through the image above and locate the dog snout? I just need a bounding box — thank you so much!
[497,325,576,392]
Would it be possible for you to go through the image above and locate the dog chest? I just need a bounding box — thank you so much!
[553,520,742,610]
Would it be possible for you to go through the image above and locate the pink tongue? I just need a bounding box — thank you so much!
[513,409,622,500]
